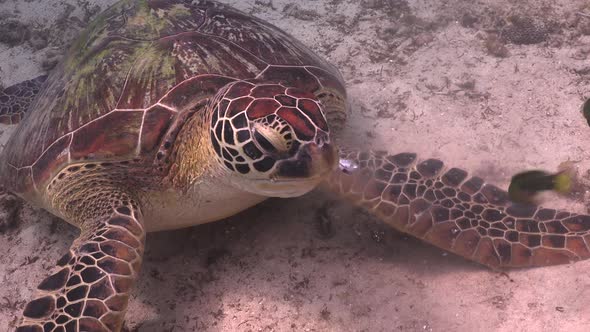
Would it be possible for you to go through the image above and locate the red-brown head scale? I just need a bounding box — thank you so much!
[209,81,336,197]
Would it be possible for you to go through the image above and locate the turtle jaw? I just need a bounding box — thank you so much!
[274,141,337,179]
[260,141,337,197]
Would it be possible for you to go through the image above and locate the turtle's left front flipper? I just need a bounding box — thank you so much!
[322,149,590,269]
[0,75,47,125]
[17,196,145,332]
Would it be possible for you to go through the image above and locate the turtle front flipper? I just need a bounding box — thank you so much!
[323,149,590,269]
[17,196,145,332]
[0,75,47,125]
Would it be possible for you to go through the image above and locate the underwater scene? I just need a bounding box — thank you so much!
[1,0,590,331]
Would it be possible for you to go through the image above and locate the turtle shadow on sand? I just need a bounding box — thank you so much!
[127,192,480,331]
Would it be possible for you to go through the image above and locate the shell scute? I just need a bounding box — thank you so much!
[306,66,347,97]
[198,4,326,67]
[258,66,321,91]
[32,134,72,186]
[1,0,347,196]
[250,85,286,98]
[70,111,144,160]
[159,75,236,110]
[140,106,176,154]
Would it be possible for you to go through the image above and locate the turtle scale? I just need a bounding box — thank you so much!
[1,0,346,197]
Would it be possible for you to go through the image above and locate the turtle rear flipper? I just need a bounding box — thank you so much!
[324,149,590,269]
[0,75,47,125]
[17,193,145,332]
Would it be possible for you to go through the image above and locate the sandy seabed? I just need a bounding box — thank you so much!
[1,0,590,331]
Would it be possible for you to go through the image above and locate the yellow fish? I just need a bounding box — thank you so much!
[508,170,571,204]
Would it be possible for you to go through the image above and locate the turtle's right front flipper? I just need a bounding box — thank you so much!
[323,149,590,269]
[0,75,47,125]
[17,195,145,332]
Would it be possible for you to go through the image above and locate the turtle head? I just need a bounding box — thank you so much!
[209,82,337,197]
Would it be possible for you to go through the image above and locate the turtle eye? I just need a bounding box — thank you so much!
[253,129,279,154]
[251,116,293,158]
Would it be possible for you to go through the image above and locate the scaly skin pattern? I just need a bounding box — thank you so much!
[17,195,145,332]
[16,164,148,331]
[0,76,47,125]
[324,150,590,268]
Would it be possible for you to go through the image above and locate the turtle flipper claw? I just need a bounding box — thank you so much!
[17,197,145,332]
[324,149,590,269]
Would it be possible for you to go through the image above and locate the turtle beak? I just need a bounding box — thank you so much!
[274,140,337,180]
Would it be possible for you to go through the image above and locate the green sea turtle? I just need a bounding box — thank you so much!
[2,1,590,331]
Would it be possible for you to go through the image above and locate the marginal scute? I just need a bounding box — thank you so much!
[306,66,347,95]
[259,66,320,91]
[32,134,72,185]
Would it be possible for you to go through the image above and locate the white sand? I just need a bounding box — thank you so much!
[2,0,590,331]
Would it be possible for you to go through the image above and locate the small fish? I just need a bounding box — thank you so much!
[508,170,571,204]
[582,98,590,126]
